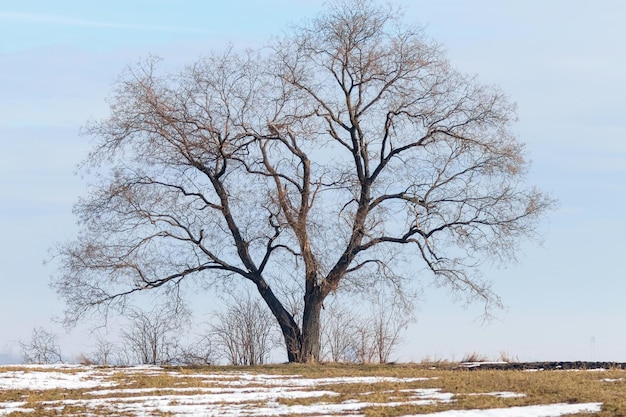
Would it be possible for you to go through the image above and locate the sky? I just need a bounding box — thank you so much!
[0,0,625,364]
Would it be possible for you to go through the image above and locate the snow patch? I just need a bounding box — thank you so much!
[464,391,526,399]
[0,369,117,390]
[401,402,602,416]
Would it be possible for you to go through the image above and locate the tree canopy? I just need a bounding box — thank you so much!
[52,0,554,363]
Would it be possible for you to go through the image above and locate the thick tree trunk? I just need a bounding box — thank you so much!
[254,270,327,363]
[300,289,323,363]
[254,279,303,363]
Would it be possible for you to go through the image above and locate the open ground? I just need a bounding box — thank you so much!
[1,363,624,416]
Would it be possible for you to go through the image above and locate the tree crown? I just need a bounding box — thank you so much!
[52,0,554,361]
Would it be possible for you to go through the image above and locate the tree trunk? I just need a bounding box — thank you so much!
[300,289,323,363]
[254,275,326,363]
[254,279,303,363]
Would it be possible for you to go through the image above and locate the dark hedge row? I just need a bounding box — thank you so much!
[460,361,626,370]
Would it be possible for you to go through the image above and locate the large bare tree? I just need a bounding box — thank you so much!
[52,0,554,363]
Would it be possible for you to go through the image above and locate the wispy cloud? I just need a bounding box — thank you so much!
[0,10,210,34]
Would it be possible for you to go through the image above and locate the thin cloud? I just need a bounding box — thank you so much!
[0,10,211,34]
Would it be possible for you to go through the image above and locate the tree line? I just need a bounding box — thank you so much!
[20,292,411,365]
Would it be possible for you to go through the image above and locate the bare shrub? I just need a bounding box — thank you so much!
[174,335,216,366]
[321,304,360,362]
[369,296,413,364]
[461,352,490,363]
[322,293,413,364]
[120,306,189,365]
[211,293,278,365]
[77,353,95,365]
[498,351,519,363]
[74,329,120,366]
[19,327,63,364]
[350,321,377,364]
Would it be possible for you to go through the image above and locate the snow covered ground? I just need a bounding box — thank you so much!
[0,365,603,416]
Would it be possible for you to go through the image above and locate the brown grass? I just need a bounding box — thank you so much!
[1,364,625,416]
[460,352,490,363]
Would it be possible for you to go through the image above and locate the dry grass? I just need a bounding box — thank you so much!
[460,352,490,363]
[0,364,624,416]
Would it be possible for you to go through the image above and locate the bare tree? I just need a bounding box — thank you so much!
[20,327,63,364]
[351,321,378,364]
[369,296,413,363]
[210,293,277,365]
[321,304,359,363]
[113,346,134,367]
[174,334,216,366]
[322,292,412,364]
[120,306,188,365]
[88,332,117,366]
[51,0,554,363]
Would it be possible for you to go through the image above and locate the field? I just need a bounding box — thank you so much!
[0,363,624,416]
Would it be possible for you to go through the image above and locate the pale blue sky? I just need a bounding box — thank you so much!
[1,0,625,363]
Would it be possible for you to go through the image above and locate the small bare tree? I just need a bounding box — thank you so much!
[211,292,277,365]
[120,306,188,365]
[369,298,412,363]
[174,334,216,366]
[89,332,117,366]
[20,327,63,364]
[321,304,359,362]
[113,346,134,367]
[351,321,377,364]
[322,292,412,364]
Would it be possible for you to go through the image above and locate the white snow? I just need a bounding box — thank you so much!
[0,365,604,416]
[186,372,431,387]
[0,368,117,390]
[0,402,33,416]
[402,402,603,417]
[602,378,624,382]
[464,391,526,399]
[459,361,508,368]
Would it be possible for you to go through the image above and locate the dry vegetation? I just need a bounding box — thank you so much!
[0,363,624,416]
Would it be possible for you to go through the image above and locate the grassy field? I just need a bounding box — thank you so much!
[0,363,623,416]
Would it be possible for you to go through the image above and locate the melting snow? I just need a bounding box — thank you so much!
[602,378,624,382]
[0,368,117,390]
[0,365,603,416]
[402,402,602,417]
[465,391,526,399]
